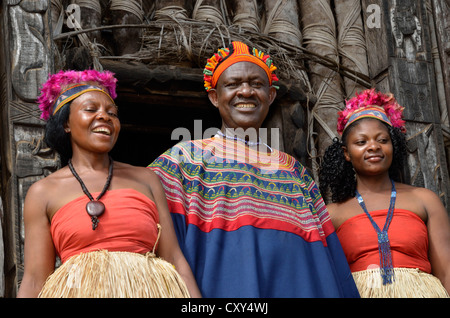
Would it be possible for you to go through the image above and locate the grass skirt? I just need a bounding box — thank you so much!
[38,250,190,298]
[352,267,449,298]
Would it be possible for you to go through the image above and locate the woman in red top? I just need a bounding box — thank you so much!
[17,70,201,298]
[319,89,450,297]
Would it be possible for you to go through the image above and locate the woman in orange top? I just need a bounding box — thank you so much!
[17,70,201,298]
[319,89,450,297]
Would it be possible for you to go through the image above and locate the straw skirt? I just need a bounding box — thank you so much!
[352,267,449,298]
[38,250,190,298]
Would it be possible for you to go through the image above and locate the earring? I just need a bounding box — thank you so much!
[65,128,70,133]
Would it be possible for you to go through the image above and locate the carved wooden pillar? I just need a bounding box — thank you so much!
[299,0,345,162]
[72,0,102,43]
[362,0,449,210]
[154,0,189,21]
[0,196,3,297]
[110,0,144,55]
[334,0,370,97]
[0,4,6,297]
[229,0,260,32]
[192,0,228,25]
[430,0,450,174]
[1,0,57,296]
[262,0,309,165]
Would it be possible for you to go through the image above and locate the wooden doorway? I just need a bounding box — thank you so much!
[110,78,222,167]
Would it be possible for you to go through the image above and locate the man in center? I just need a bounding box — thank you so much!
[149,41,359,297]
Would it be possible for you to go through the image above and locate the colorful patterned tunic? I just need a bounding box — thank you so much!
[150,137,359,297]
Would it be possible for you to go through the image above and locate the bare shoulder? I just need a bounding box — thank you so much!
[412,185,441,200]
[396,182,436,197]
[24,168,71,218]
[25,177,48,203]
[397,182,442,204]
[325,200,354,229]
[411,186,447,214]
[112,161,164,198]
[114,161,158,181]
[396,182,446,220]
[326,199,355,214]
[26,168,66,201]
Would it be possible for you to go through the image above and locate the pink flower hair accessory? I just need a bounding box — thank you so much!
[337,89,406,135]
[38,69,118,120]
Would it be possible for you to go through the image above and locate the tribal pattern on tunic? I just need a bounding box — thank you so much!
[151,137,333,244]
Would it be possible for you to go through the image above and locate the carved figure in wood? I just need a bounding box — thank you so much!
[9,0,50,101]
[390,1,425,61]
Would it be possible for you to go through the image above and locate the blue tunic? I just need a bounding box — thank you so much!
[150,137,359,297]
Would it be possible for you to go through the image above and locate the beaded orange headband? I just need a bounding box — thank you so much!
[203,41,279,91]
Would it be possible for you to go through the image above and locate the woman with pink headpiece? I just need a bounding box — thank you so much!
[17,69,201,298]
[319,89,450,297]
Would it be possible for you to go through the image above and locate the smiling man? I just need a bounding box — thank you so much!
[149,41,359,298]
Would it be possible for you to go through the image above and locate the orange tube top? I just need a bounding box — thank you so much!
[51,188,159,263]
[336,209,431,273]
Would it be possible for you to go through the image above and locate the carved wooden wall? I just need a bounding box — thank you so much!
[361,0,449,205]
[1,0,57,297]
[0,0,448,297]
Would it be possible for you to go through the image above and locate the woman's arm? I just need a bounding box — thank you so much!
[422,188,450,294]
[146,169,202,298]
[17,182,56,298]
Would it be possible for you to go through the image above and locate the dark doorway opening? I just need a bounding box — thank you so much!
[110,79,222,167]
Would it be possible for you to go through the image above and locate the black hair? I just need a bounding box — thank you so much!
[319,119,407,203]
[44,103,72,166]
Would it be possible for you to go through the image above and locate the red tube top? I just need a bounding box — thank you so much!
[51,188,159,263]
[336,209,431,273]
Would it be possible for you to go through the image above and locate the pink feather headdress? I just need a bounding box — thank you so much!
[38,69,118,120]
[337,89,406,134]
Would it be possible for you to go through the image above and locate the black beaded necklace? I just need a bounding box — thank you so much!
[68,157,113,230]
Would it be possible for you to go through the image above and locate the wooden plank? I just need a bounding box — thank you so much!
[361,0,389,79]
[430,0,450,121]
[0,197,4,297]
[335,0,369,97]
[100,59,203,84]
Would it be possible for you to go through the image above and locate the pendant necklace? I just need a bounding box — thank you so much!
[355,179,396,285]
[68,157,113,230]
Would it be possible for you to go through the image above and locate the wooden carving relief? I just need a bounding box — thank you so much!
[430,0,450,148]
[9,0,50,102]
[395,61,436,122]
[14,126,59,265]
[406,122,448,207]
[0,195,4,297]
[5,0,55,291]
[390,0,426,61]
[388,0,449,208]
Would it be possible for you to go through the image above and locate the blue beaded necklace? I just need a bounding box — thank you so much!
[355,179,396,285]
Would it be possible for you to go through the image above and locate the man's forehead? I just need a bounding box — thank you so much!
[219,62,268,81]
